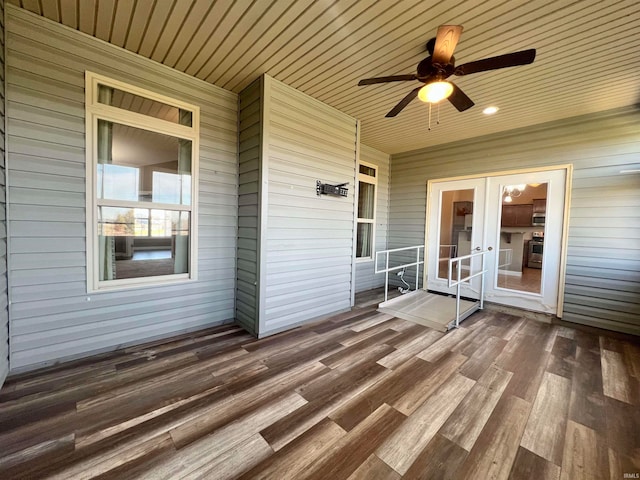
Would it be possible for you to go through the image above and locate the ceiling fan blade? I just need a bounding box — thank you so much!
[358,74,417,86]
[431,25,463,65]
[448,82,474,112]
[385,86,422,117]
[454,49,536,76]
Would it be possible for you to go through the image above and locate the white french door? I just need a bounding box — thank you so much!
[426,177,486,299]
[426,168,568,315]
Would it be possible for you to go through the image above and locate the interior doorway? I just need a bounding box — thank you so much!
[425,167,569,315]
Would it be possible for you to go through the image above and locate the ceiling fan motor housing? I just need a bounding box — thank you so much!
[417,56,455,83]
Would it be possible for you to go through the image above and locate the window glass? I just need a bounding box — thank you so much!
[358,182,375,219]
[356,223,373,258]
[96,121,192,205]
[359,165,376,177]
[98,84,192,126]
[98,207,190,281]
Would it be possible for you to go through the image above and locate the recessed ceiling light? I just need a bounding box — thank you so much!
[483,106,499,115]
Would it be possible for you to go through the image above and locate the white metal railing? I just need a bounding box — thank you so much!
[448,248,492,328]
[375,245,424,302]
[498,248,513,269]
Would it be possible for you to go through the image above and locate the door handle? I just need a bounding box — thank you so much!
[474,247,481,251]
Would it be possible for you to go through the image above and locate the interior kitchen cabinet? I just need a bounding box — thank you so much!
[501,204,533,227]
[532,198,546,213]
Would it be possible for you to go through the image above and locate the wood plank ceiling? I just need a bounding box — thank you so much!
[9,0,640,154]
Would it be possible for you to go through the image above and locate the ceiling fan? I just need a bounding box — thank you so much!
[357,25,536,117]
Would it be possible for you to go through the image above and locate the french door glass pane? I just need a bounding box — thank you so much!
[497,182,547,294]
[438,190,474,280]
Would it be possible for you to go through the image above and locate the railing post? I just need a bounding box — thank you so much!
[415,248,419,291]
[384,252,389,303]
[480,253,485,310]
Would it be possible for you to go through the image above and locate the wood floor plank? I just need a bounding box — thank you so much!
[339,318,406,347]
[1,296,638,480]
[439,365,513,451]
[568,345,606,435]
[347,453,400,480]
[262,361,389,451]
[417,326,471,362]
[391,351,468,416]
[350,312,395,332]
[376,373,475,475]
[168,363,322,449]
[559,420,609,480]
[546,335,577,379]
[153,392,306,478]
[179,433,272,480]
[329,357,435,431]
[455,394,531,480]
[520,371,572,465]
[238,418,346,480]
[376,329,442,370]
[601,349,635,404]
[497,332,551,403]
[607,447,640,480]
[508,447,560,480]
[459,335,508,380]
[402,433,468,480]
[300,403,406,480]
[320,342,395,370]
[603,396,640,460]
[49,433,175,480]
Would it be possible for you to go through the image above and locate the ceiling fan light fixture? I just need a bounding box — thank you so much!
[418,81,453,103]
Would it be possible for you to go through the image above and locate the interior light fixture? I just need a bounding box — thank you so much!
[482,106,499,115]
[418,81,454,103]
[503,184,526,202]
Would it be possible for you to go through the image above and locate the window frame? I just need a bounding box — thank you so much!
[85,71,200,292]
[356,161,378,262]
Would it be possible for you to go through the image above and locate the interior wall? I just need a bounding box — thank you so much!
[355,143,390,293]
[389,106,640,335]
[6,6,239,371]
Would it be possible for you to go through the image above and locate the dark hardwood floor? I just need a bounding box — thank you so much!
[0,294,639,479]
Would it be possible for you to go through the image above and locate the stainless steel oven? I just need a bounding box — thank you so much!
[528,234,544,269]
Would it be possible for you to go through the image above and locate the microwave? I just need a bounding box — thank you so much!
[532,213,545,226]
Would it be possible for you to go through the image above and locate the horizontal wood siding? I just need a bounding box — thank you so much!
[0,0,8,387]
[355,143,389,293]
[236,77,261,336]
[389,106,640,335]
[261,76,357,335]
[6,8,238,370]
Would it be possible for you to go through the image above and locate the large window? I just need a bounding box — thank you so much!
[356,162,377,260]
[85,72,199,291]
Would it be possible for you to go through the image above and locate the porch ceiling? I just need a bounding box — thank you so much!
[9,0,640,154]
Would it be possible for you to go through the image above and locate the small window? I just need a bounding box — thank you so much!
[86,72,199,291]
[356,162,377,260]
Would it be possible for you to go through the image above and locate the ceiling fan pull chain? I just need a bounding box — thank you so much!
[437,102,441,125]
[428,102,432,131]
